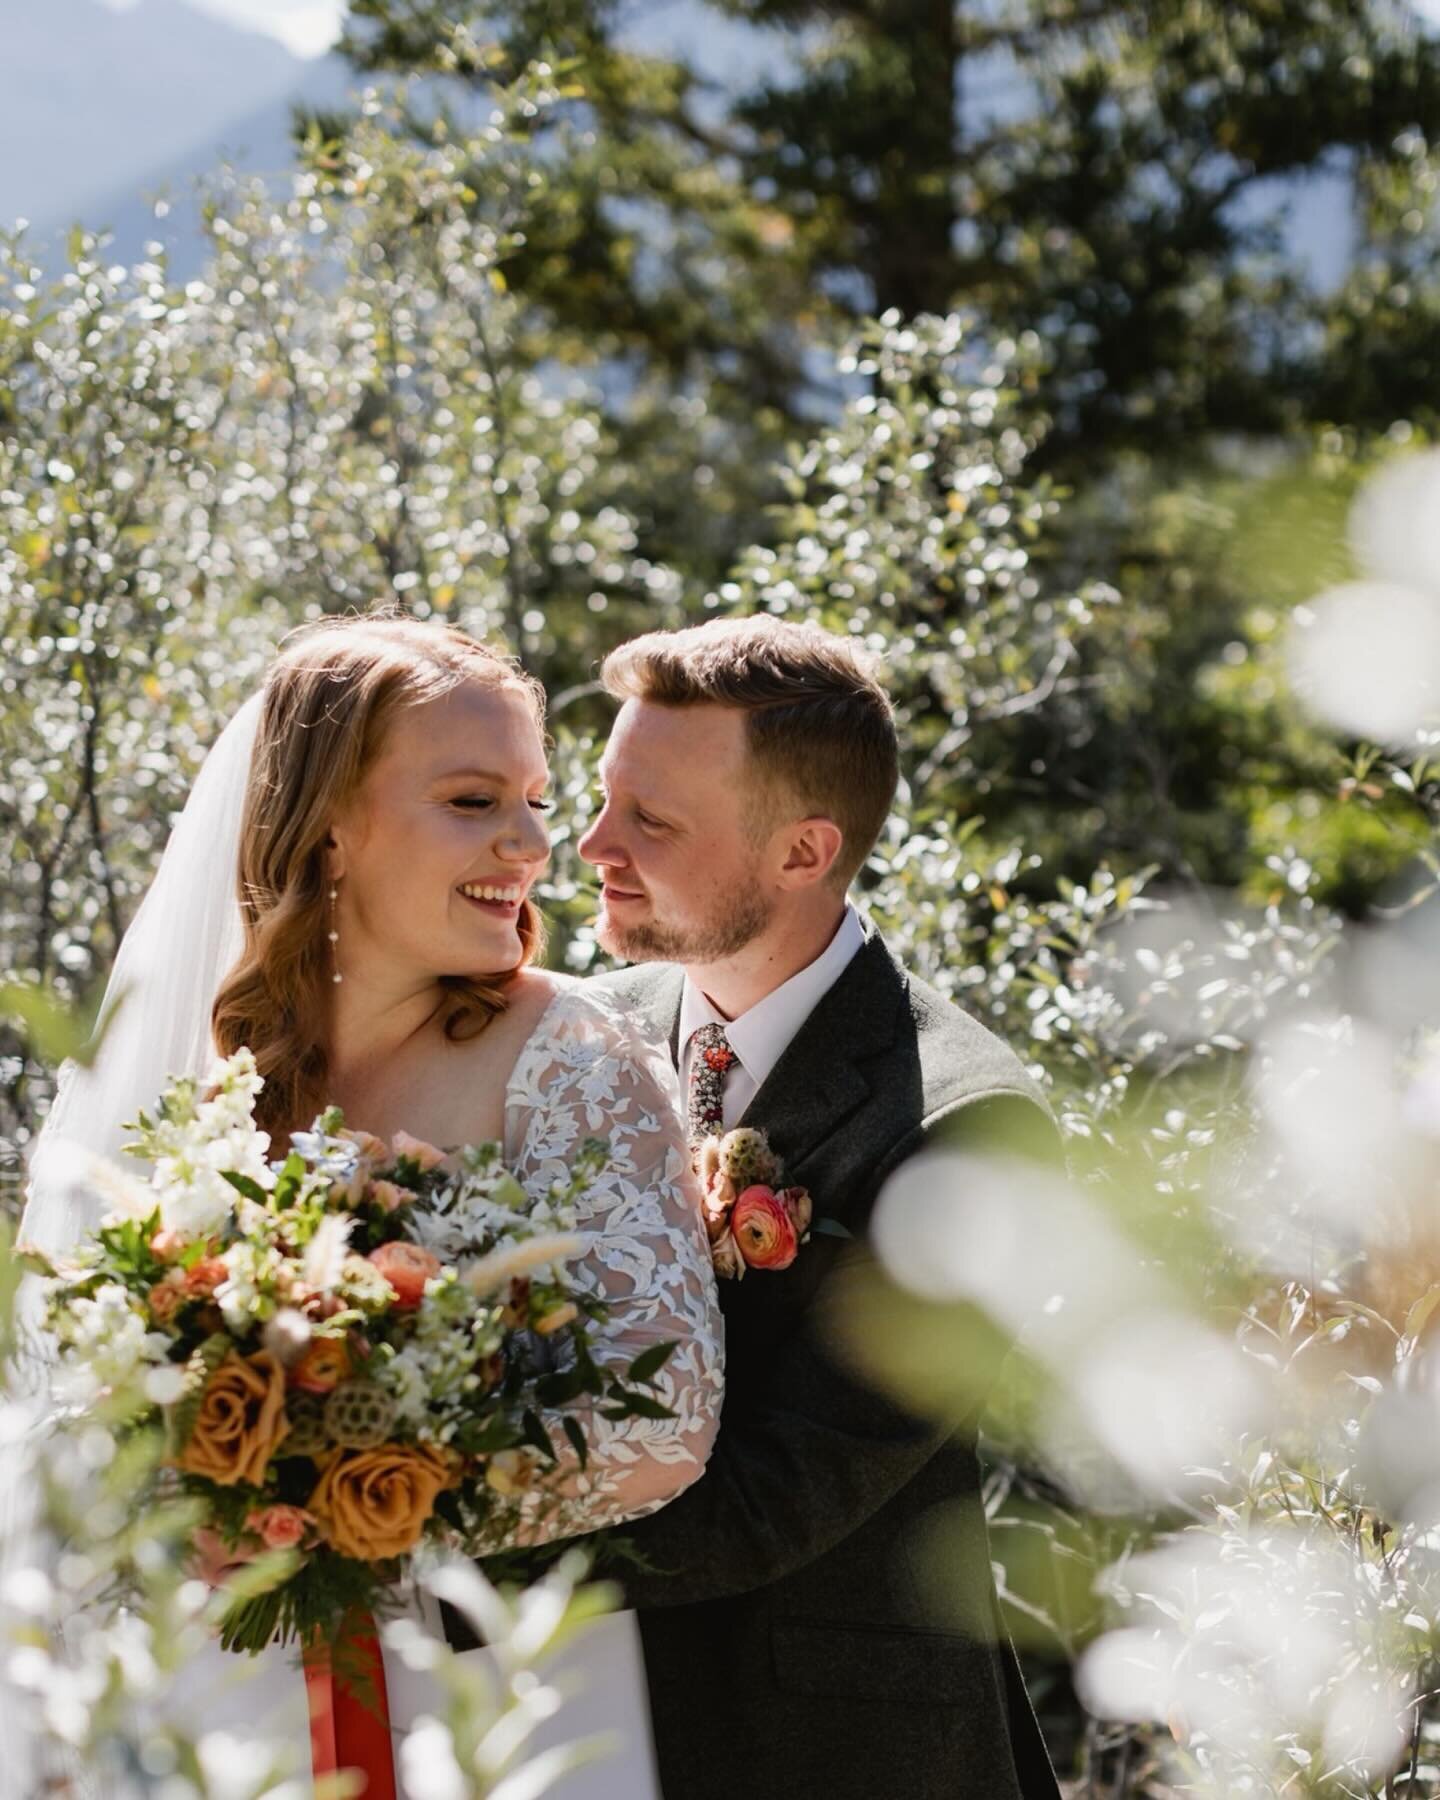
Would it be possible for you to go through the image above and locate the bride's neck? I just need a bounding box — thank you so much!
[324,970,449,1095]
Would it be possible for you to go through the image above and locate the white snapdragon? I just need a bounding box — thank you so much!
[302,1213,353,1292]
[152,1156,237,1239]
[214,1241,285,1331]
[53,1283,169,1406]
[378,1276,497,1437]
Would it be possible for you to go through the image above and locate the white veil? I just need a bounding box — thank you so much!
[21,691,264,1254]
[1,695,264,1789]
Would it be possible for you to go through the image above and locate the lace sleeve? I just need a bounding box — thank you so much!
[501,985,724,1540]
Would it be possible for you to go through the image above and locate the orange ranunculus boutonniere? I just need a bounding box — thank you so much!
[178,1350,291,1487]
[308,1443,456,1562]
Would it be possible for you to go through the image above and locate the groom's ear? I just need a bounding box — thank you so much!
[776,816,844,890]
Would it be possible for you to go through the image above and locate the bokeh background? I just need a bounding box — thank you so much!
[6,1,1440,1793]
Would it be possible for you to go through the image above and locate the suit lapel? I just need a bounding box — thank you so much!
[738,931,906,1176]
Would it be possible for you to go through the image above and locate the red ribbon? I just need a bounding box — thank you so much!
[303,1613,398,1799]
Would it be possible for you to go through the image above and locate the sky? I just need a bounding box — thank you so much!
[95,0,1440,62]
[98,0,347,58]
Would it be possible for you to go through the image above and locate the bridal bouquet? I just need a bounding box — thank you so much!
[32,1049,672,1654]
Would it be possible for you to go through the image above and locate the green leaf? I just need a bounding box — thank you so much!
[601,1391,676,1422]
[625,1341,676,1387]
[521,1408,557,1463]
[562,1415,588,1471]
[222,1171,269,1205]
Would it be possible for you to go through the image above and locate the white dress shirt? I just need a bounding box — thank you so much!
[678,905,867,1129]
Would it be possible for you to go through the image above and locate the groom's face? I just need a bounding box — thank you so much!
[580,700,775,965]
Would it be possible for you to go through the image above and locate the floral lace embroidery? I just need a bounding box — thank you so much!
[503,982,725,1535]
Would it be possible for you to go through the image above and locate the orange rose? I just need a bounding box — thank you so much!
[290,1336,352,1394]
[178,1351,290,1488]
[731,1185,799,1272]
[368,1242,441,1309]
[308,1444,455,1561]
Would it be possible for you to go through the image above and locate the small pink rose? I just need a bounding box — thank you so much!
[390,1131,448,1173]
[780,1186,813,1237]
[711,1229,746,1280]
[731,1184,799,1272]
[244,1504,314,1552]
[701,1171,738,1239]
[150,1228,189,1261]
[368,1240,442,1308]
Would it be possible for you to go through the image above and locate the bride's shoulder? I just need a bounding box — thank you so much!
[519,973,671,1068]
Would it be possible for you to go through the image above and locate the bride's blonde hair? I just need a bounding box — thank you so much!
[212,609,547,1135]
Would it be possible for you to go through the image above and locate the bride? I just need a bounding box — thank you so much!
[18,609,725,1797]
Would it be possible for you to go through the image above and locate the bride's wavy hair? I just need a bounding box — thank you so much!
[212,608,547,1136]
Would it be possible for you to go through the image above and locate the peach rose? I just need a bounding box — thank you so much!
[150,1227,189,1261]
[178,1351,290,1488]
[731,1184,799,1272]
[308,1444,455,1561]
[148,1276,184,1324]
[390,1131,448,1173]
[184,1256,229,1296]
[533,1301,578,1336]
[368,1242,441,1309]
[290,1336,352,1395]
[367,1179,409,1214]
[340,1129,391,1163]
[485,1447,540,1497]
[245,1503,314,1551]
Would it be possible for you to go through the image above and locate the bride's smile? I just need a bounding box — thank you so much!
[327,678,552,989]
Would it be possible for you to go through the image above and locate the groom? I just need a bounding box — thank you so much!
[575,617,1062,1799]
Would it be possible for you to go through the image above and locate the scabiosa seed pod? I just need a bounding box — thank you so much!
[719,1128,776,1185]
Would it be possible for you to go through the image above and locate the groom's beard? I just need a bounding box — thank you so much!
[598,884,774,964]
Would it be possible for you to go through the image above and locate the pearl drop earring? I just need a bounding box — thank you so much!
[329,883,342,984]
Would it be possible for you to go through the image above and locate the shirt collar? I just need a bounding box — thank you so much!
[679,905,866,1093]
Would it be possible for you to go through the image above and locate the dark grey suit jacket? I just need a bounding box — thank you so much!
[583,925,1064,1800]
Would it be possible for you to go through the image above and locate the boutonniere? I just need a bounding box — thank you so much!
[694,1127,814,1279]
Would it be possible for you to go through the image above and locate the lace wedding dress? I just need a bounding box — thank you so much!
[18,978,723,1798]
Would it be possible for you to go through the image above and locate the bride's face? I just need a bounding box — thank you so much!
[326,680,551,983]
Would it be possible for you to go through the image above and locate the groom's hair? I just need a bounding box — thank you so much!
[601,617,898,890]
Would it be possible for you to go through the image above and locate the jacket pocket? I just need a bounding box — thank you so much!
[771,1618,1003,1708]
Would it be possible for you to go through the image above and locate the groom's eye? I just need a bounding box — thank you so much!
[529,798,555,814]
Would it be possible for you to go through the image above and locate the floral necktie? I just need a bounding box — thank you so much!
[687,1022,738,1147]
